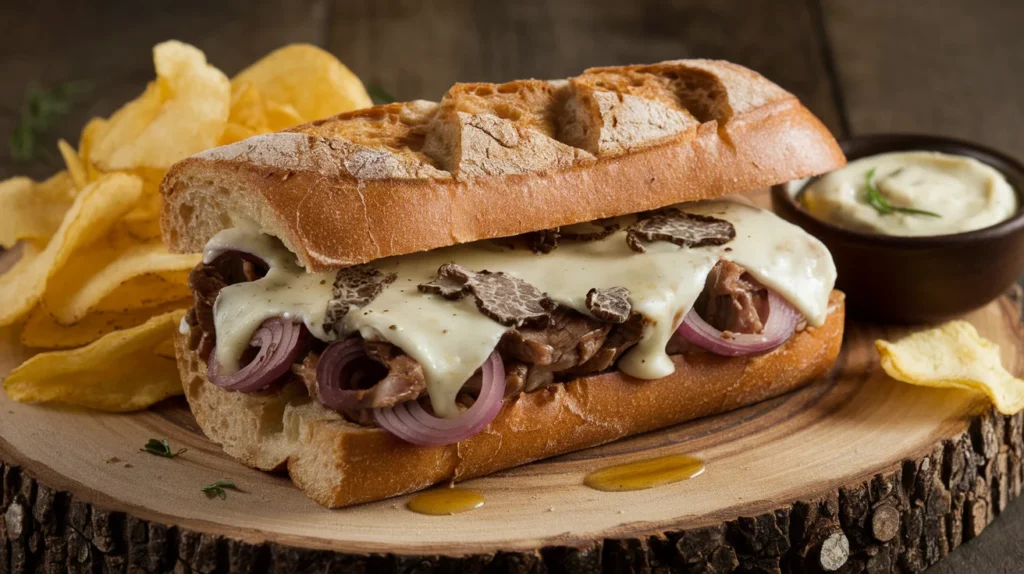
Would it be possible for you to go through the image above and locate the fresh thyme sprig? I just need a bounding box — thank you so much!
[141,438,187,459]
[9,80,92,162]
[201,480,239,500]
[366,84,396,105]
[864,168,941,218]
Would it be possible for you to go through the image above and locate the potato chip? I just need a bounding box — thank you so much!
[78,117,108,182]
[876,320,1024,415]
[43,237,198,324]
[219,123,260,145]
[91,41,230,170]
[0,173,143,326]
[22,300,190,348]
[4,310,185,411]
[265,101,305,131]
[0,173,75,248]
[153,337,177,359]
[227,82,268,131]
[231,44,371,122]
[58,139,88,191]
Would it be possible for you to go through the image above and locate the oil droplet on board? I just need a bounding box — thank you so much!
[407,488,485,515]
[584,455,705,492]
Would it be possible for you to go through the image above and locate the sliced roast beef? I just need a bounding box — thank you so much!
[186,252,269,360]
[694,259,769,334]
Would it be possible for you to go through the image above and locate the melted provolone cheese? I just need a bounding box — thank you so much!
[208,199,836,418]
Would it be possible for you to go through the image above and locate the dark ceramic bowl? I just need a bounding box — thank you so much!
[771,134,1024,324]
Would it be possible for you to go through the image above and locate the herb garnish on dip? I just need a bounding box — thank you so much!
[801,151,1017,236]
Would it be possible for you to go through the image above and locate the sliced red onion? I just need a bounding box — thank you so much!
[315,338,386,411]
[677,290,800,356]
[373,352,506,446]
[208,318,309,393]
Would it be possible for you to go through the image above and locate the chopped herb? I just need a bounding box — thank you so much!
[201,480,239,500]
[366,84,396,105]
[864,168,941,218]
[9,80,92,162]
[141,438,186,459]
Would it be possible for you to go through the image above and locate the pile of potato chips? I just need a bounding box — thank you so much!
[1,41,371,411]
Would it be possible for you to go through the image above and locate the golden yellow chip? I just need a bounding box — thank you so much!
[22,300,190,348]
[0,173,143,326]
[91,41,230,170]
[231,44,371,122]
[265,101,305,131]
[0,173,74,248]
[78,117,108,182]
[227,82,268,131]
[43,238,198,324]
[58,139,88,191]
[153,337,177,359]
[876,320,1024,415]
[219,123,260,145]
[4,310,186,411]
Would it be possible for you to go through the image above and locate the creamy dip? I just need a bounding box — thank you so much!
[800,151,1017,236]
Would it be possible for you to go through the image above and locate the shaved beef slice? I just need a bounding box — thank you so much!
[695,260,769,334]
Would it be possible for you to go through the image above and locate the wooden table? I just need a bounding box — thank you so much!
[1,1,1022,571]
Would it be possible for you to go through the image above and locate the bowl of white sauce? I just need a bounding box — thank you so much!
[772,134,1024,323]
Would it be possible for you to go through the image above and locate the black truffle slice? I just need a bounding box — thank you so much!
[323,265,396,335]
[585,286,632,323]
[419,263,554,327]
[626,209,735,253]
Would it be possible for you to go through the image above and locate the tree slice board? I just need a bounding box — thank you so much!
[1,298,1022,573]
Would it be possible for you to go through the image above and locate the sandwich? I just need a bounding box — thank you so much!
[161,59,846,508]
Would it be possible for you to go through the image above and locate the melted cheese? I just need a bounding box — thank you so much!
[208,199,837,418]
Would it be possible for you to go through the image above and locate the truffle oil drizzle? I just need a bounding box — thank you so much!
[407,488,485,515]
[584,455,705,492]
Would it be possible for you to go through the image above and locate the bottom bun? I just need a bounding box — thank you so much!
[175,291,845,508]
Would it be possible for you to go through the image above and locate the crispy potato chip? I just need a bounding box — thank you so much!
[79,117,108,182]
[22,300,190,348]
[43,237,198,324]
[231,44,371,122]
[58,139,88,190]
[219,123,260,145]
[0,173,143,326]
[227,82,268,131]
[265,101,305,131]
[91,41,230,170]
[0,173,75,248]
[153,337,177,359]
[93,272,192,314]
[4,310,185,411]
[876,320,1024,415]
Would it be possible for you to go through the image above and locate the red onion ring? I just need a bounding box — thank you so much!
[315,338,387,411]
[677,290,800,356]
[208,318,309,393]
[373,352,506,446]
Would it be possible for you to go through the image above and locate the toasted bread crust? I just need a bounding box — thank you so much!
[175,292,844,508]
[161,60,844,272]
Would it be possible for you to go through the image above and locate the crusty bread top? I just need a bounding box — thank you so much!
[161,59,844,272]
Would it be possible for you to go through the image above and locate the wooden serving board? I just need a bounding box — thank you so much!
[0,298,1022,573]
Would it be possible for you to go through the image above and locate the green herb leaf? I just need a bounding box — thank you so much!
[9,80,93,163]
[366,84,396,105]
[863,168,941,218]
[201,480,239,500]
[141,438,186,459]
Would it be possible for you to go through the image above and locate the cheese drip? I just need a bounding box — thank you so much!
[209,200,837,418]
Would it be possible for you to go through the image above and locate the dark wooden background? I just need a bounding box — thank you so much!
[1,1,1022,571]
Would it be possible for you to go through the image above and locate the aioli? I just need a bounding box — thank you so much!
[801,151,1017,236]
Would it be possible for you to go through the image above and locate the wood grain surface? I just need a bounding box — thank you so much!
[2,1,1023,571]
